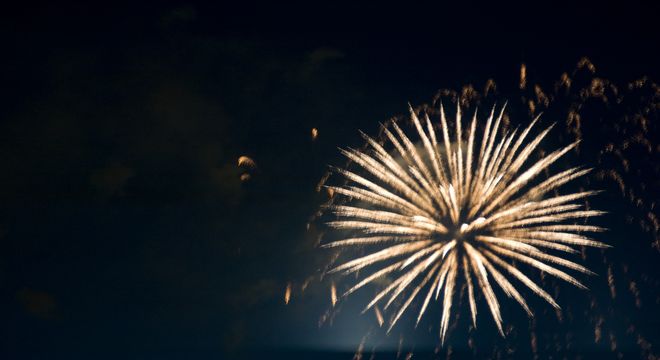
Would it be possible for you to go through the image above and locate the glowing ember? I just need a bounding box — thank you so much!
[237,155,256,169]
[284,282,292,305]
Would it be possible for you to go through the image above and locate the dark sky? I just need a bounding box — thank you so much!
[0,1,658,359]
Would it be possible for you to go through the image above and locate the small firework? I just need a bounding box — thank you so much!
[324,104,608,342]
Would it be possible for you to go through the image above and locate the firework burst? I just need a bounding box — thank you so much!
[323,103,608,343]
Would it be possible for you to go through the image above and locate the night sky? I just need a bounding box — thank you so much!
[1,1,659,359]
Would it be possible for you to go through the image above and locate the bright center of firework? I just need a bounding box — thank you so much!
[324,104,606,343]
[443,221,477,243]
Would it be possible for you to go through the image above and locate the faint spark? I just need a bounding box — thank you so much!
[637,334,652,352]
[576,57,596,73]
[316,172,332,193]
[595,316,604,343]
[609,331,617,352]
[607,266,616,299]
[353,334,366,360]
[629,281,642,309]
[534,85,549,107]
[374,306,384,327]
[557,72,572,91]
[318,308,332,328]
[484,79,497,96]
[301,278,312,293]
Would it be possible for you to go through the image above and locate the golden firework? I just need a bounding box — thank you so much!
[324,104,608,343]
